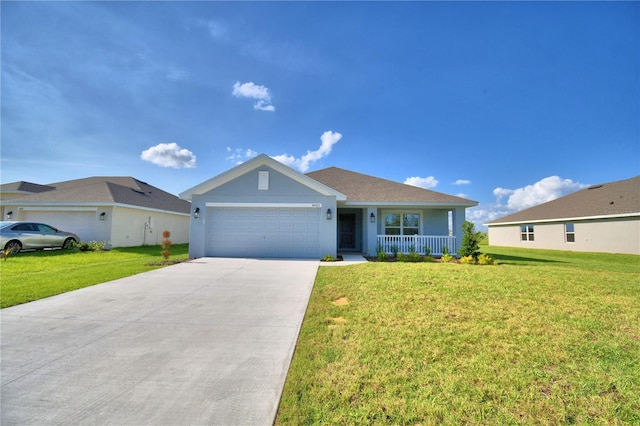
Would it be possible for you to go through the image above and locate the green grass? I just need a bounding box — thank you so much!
[0,244,189,308]
[277,247,640,425]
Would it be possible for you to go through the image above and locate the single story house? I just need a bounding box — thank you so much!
[0,177,191,247]
[485,175,640,255]
[180,154,478,259]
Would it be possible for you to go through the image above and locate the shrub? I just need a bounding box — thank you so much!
[321,254,336,262]
[377,251,387,262]
[458,220,481,261]
[390,245,399,258]
[460,255,475,264]
[73,240,108,252]
[478,253,497,265]
[397,252,422,263]
[161,230,172,260]
[441,253,455,263]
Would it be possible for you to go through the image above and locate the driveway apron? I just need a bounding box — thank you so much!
[1,258,319,426]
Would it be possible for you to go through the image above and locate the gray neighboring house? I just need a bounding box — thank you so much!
[486,175,640,255]
[180,154,477,259]
[0,177,191,247]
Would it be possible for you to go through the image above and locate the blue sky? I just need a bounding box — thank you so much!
[2,1,638,229]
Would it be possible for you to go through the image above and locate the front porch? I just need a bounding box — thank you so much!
[376,235,456,256]
[335,206,466,257]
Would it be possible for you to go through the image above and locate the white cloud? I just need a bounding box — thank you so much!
[197,19,227,39]
[141,142,196,168]
[492,187,514,201]
[456,193,469,199]
[496,176,588,211]
[467,176,588,231]
[454,179,471,185]
[225,147,258,165]
[466,204,511,231]
[166,68,189,81]
[272,131,342,172]
[254,100,275,112]
[232,81,275,111]
[404,176,439,189]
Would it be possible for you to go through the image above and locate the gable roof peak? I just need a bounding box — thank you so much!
[179,154,347,200]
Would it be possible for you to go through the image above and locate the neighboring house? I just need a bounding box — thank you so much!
[0,177,191,247]
[485,175,640,255]
[180,154,478,259]
[0,181,56,201]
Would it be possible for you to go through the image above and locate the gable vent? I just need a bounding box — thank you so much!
[258,171,269,190]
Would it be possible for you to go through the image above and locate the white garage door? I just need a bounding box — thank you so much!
[22,211,97,242]
[206,207,321,258]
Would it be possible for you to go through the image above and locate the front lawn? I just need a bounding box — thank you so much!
[276,247,640,425]
[0,244,189,308]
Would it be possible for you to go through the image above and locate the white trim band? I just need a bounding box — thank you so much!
[485,212,640,227]
[205,202,322,208]
[18,207,98,212]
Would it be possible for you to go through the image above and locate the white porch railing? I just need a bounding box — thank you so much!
[377,235,456,256]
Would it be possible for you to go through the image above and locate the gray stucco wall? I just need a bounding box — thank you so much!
[188,165,337,258]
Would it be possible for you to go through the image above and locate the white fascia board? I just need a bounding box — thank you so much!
[18,206,98,212]
[111,204,191,216]
[179,154,346,201]
[206,202,322,208]
[485,212,640,227]
[13,202,190,217]
[343,201,478,208]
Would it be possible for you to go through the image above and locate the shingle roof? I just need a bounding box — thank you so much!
[0,181,56,195]
[3,177,190,214]
[487,175,640,225]
[306,167,477,206]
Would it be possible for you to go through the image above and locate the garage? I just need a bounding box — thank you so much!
[22,210,97,242]
[205,205,321,258]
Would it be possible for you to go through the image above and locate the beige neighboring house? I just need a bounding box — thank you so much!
[0,177,190,247]
[485,175,640,255]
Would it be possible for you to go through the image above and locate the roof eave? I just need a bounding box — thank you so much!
[342,201,478,208]
[485,212,640,227]
[3,201,190,216]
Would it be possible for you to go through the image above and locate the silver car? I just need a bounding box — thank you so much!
[0,221,79,252]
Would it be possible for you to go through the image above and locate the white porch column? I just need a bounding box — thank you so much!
[452,207,466,255]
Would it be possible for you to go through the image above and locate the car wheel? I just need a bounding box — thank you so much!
[63,238,76,250]
[5,240,22,252]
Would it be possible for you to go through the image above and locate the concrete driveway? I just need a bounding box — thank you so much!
[1,258,319,426]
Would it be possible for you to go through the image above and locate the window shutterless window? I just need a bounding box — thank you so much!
[384,212,420,235]
[565,223,575,243]
[520,224,534,241]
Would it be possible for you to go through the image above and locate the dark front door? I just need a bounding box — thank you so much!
[339,213,356,249]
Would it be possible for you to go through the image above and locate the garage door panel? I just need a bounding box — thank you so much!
[22,211,96,242]
[205,207,322,258]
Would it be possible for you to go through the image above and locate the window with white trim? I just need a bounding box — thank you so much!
[384,212,420,235]
[520,224,534,241]
[565,223,575,243]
